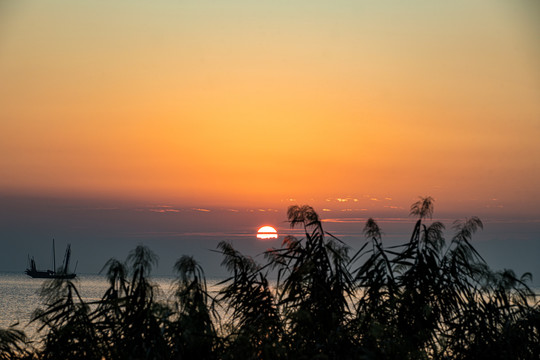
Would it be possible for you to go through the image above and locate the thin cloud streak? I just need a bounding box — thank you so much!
[322,217,540,225]
[125,231,258,238]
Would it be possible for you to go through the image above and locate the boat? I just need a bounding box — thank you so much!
[25,239,77,279]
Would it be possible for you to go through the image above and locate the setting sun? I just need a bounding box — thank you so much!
[256,226,278,240]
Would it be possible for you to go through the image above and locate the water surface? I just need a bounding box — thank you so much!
[0,271,183,340]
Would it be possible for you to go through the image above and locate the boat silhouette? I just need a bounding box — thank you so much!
[25,239,77,279]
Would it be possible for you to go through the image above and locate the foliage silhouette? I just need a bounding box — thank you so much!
[267,205,356,359]
[167,255,218,360]
[31,277,100,360]
[0,325,31,360]
[217,241,284,359]
[5,198,539,359]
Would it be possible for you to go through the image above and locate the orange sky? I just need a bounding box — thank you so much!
[1,0,540,216]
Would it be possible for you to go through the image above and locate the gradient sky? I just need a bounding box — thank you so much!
[1,1,539,281]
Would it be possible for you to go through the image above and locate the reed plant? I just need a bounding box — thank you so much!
[5,198,538,359]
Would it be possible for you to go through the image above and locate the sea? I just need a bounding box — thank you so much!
[0,271,223,341]
[2,271,539,343]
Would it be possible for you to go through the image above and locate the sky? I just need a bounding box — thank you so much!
[1,1,539,282]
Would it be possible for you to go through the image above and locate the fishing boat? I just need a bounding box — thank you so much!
[25,239,77,279]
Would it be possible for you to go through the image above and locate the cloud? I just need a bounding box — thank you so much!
[125,231,257,238]
[339,208,367,212]
[325,197,360,203]
[146,205,181,213]
[149,209,180,213]
[322,218,368,223]
[81,207,121,211]
[482,219,540,224]
[485,204,504,209]
[322,217,420,224]
[192,208,211,212]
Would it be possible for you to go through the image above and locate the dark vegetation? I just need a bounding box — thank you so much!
[2,198,539,359]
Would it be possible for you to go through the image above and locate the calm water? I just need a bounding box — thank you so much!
[2,271,538,342]
[0,271,215,340]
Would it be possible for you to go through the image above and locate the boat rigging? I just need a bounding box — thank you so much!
[25,239,77,279]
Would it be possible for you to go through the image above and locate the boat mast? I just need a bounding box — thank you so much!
[53,238,56,273]
[63,245,71,274]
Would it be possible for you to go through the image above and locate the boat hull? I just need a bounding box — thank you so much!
[25,240,77,279]
[25,269,76,279]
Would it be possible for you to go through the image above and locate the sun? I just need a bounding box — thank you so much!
[256,226,278,240]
